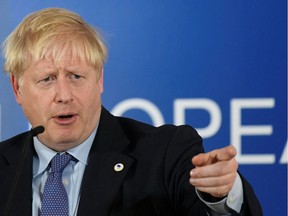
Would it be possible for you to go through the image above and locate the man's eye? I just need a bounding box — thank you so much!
[38,76,55,83]
[70,74,83,80]
[73,74,81,79]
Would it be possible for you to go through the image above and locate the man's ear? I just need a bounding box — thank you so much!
[10,75,22,105]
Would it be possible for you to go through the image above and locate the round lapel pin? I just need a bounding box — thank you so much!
[114,163,124,172]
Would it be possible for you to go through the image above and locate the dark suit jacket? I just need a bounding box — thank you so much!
[0,107,262,216]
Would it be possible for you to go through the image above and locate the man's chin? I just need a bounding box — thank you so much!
[42,133,82,151]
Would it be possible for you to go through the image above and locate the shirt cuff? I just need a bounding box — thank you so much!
[196,173,244,214]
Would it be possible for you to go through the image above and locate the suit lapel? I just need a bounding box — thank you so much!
[77,108,134,216]
[77,152,133,215]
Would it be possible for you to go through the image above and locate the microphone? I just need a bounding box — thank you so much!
[4,126,45,216]
[31,125,45,137]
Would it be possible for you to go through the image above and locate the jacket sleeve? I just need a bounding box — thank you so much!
[163,125,263,216]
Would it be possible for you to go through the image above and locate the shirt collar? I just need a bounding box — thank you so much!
[33,127,97,177]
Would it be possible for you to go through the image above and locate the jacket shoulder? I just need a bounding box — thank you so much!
[0,132,28,152]
[117,115,201,138]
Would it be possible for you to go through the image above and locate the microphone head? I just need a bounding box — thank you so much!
[31,126,45,136]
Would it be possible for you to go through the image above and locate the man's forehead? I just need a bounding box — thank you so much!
[29,56,93,72]
[34,53,89,65]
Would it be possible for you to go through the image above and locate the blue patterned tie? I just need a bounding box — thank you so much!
[41,153,72,216]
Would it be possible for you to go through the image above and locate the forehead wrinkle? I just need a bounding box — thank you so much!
[40,47,88,70]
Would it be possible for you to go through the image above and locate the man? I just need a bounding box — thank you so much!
[0,8,262,216]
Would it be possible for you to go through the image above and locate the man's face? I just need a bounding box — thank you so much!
[11,54,103,151]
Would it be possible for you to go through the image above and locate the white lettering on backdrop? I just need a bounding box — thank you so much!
[111,97,287,164]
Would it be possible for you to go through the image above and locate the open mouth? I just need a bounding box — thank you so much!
[54,114,77,124]
[58,115,74,119]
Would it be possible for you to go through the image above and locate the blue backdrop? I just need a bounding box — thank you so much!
[0,1,286,215]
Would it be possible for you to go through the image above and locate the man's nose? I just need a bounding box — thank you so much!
[55,79,73,103]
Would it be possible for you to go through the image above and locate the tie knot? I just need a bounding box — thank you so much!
[50,153,72,173]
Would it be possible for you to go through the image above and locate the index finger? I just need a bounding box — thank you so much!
[192,145,237,166]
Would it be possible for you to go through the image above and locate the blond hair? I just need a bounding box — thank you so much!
[2,7,107,78]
